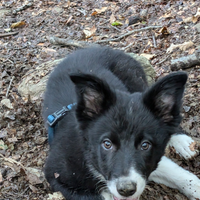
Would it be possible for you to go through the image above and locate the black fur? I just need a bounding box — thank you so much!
[43,47,187,200]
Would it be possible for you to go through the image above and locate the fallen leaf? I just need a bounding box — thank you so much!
[110,14,116,24]
[29,184,38,193]
[11,21,26,28]
[4,28,11,32]
[189,141,196,152]
[7,137,18,143]
[188,48,195,55]
[183,16,193,23]
[0,129,8,138]
[159,12,174,20]
[182,8,200,23]
[179,41,194,51]
[91,11,98,16]
[26,167,45,185]
[0,140,8,150]
[37,43,45,46]
[54,172,60,179]
[166,41,194,53]
[83,25,96,39]
[194,7,200,18]
[111,21,123,26]
[158,27,170,35]
[1,99,13,109]
[193,7,200,23]
[140,53,156,60]
[47,192,65,200]
[91,7,107,16]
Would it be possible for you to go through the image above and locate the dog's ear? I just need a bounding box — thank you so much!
[143,72,187,123]
[70,74,116,120]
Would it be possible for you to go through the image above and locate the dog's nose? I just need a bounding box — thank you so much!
[116,180,137,197]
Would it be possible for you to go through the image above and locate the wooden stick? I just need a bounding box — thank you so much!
[49,37,100,48]
[171,49,200,71]
[12,2,33,14]
[0,32,19,38]
[6,76,15,98]
[95,26,162,43]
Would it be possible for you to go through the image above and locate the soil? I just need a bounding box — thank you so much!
[0,0,200,200]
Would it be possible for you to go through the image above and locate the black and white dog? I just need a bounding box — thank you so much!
[43,47,200,200]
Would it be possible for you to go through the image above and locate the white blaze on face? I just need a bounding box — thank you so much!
[107,167,146,200]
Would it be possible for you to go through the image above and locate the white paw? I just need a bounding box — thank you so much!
[168,134,198,159]
[183,177,200,200]
[149,156,200,200]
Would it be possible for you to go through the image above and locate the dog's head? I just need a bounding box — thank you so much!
[70,72,187,200]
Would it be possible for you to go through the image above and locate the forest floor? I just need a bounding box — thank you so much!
[0,0,200,199]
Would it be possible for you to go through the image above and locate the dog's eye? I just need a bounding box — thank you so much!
[141,141,151,151]
[102,139,112,150]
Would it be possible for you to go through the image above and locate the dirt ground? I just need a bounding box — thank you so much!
[0,0,200,199]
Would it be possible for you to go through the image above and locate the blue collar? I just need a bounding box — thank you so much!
[47,103,76,145]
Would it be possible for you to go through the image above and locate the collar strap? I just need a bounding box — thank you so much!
[47,103,76,144]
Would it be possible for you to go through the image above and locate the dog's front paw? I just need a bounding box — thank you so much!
[184,178,200,200]
[167,134,198,159]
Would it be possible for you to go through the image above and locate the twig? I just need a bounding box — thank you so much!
[77,9,86,16]
[0,153,26,170]
[156,55,170,65]
[12,2,33,14]
[95,25,162,43]
[6,76,14,98]
[152,31,157,48]
[122,42,134,51]
[49,37,100,48]
[111,25,121,32]
[0,32,19,38]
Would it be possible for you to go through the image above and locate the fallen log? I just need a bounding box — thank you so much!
[171,49,200,71]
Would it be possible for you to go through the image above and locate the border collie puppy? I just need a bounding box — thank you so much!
[43,47,200,200]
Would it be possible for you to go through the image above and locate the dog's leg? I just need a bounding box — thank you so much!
[167,134,198,159]
[149,156,200,200]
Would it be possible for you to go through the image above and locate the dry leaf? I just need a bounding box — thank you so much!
[29,184,38,193]
[179,41,194,51]
[54,172,60,179]
[110,14,116,24]
[91,11,98,16]
[11,21,26,28]
[26,167,45,185]
[83,25,96,39]
[188,48,195,55]
[91,7,107,16]
[166,41,194,53]
[182,16,193,23]
[189,141,196,152]
[158,26,170,35]
[7,137,18,143]
[193,7,200,23]
[47,192,65,200]
[140,53,156,60]
[37,43,45,46]
[183,8,200,23]
[159,13,174,20]
[1,99,13,109]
